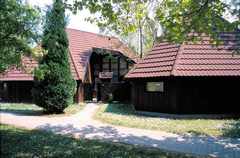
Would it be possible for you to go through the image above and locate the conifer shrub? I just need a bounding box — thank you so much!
[32,0,76,113]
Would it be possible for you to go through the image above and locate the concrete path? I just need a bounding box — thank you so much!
[1,103,240,158]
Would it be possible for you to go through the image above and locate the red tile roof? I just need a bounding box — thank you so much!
[126,33,240,78]
[66,28,136,80]
[0,28,136,81]
[0,57,37,81]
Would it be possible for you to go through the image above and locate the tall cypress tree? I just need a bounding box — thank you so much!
[33,0,76,113]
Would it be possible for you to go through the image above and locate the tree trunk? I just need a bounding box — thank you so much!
[139,21,143,58]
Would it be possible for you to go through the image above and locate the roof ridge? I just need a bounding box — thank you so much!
[66,28,118,39]
[170,44,183,76]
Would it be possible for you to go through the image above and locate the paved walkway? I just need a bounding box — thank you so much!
[1,103,240,158]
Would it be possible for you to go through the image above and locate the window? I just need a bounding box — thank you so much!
[102,57,109,71]
[111,58,118,72]
[146,82,164,92]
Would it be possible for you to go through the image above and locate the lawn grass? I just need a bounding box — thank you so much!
[0,124,206,158]
[48,103,86,117]
[0,103,43,115]
[0,103,85,116]
[94,104,240,138]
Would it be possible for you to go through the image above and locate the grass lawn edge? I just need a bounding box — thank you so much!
[94,103,240,138]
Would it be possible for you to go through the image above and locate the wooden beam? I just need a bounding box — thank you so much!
[79,83,84,102]
[88,62,92,84]
[75,81,84,103]
[100,55,103,72]
[109,58,111,72]
[117,57,120,79]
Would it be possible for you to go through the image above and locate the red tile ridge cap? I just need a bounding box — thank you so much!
[170,44,182,76]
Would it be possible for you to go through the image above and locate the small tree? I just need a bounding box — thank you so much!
[0,0,40,72]
[32,0,76,113]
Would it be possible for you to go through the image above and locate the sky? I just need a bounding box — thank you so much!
[26,0,237,51]
[27,0,237,34]
[27,0,100,33]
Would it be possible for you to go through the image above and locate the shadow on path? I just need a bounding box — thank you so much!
[37,123,240,158]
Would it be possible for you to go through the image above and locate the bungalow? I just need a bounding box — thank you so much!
[0,28,136,103]
[126,33,240,114]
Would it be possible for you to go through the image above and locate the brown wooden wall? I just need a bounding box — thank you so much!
[74,81,93,103]
[131,78,178,113]
[1,81,82,104]
[176,77,240,114]
[98,81,131,102]
[0,81,33,103]
[130,77,240,114]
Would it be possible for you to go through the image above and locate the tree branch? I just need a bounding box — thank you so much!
[182,0,209,17]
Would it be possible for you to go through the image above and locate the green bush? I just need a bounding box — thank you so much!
[32,0,76,113]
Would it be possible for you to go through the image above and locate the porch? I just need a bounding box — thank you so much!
[75,48,135,103]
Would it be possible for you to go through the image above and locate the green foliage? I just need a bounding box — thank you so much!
[156,0,238,43]
[71,0,239,55]
[0,0,40,72]
[70,0,158,56]
[33,0,76,114]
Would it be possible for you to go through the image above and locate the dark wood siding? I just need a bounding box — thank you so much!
[1,81,81,104]
[131,78,178,113]
[176,77,240,114]
[98,81,131,102]
[130,77,240,114]
[0,81,33,103]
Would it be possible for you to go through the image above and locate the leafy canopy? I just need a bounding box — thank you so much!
[0,0,40,72]
[70,0,239,56]
[156,0,239,43]
[70,0,158,56]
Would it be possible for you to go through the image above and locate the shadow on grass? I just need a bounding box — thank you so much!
[104,103,240,120]
[102,104,240,138]
[222,119,240,138]
[104,103,136,116]
[31,123,240,158]
[0,103,85,116]
[1,124,203,158]
[0,109,44,116]
[0,103,44,116]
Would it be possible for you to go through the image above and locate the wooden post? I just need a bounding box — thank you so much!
[100,55,103,72]
[109,58,111,72]
[15,82,18,102]
[117,57,120,80]
[79,83,84,102]
[75,81,84,103]
[88,63,92,84]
